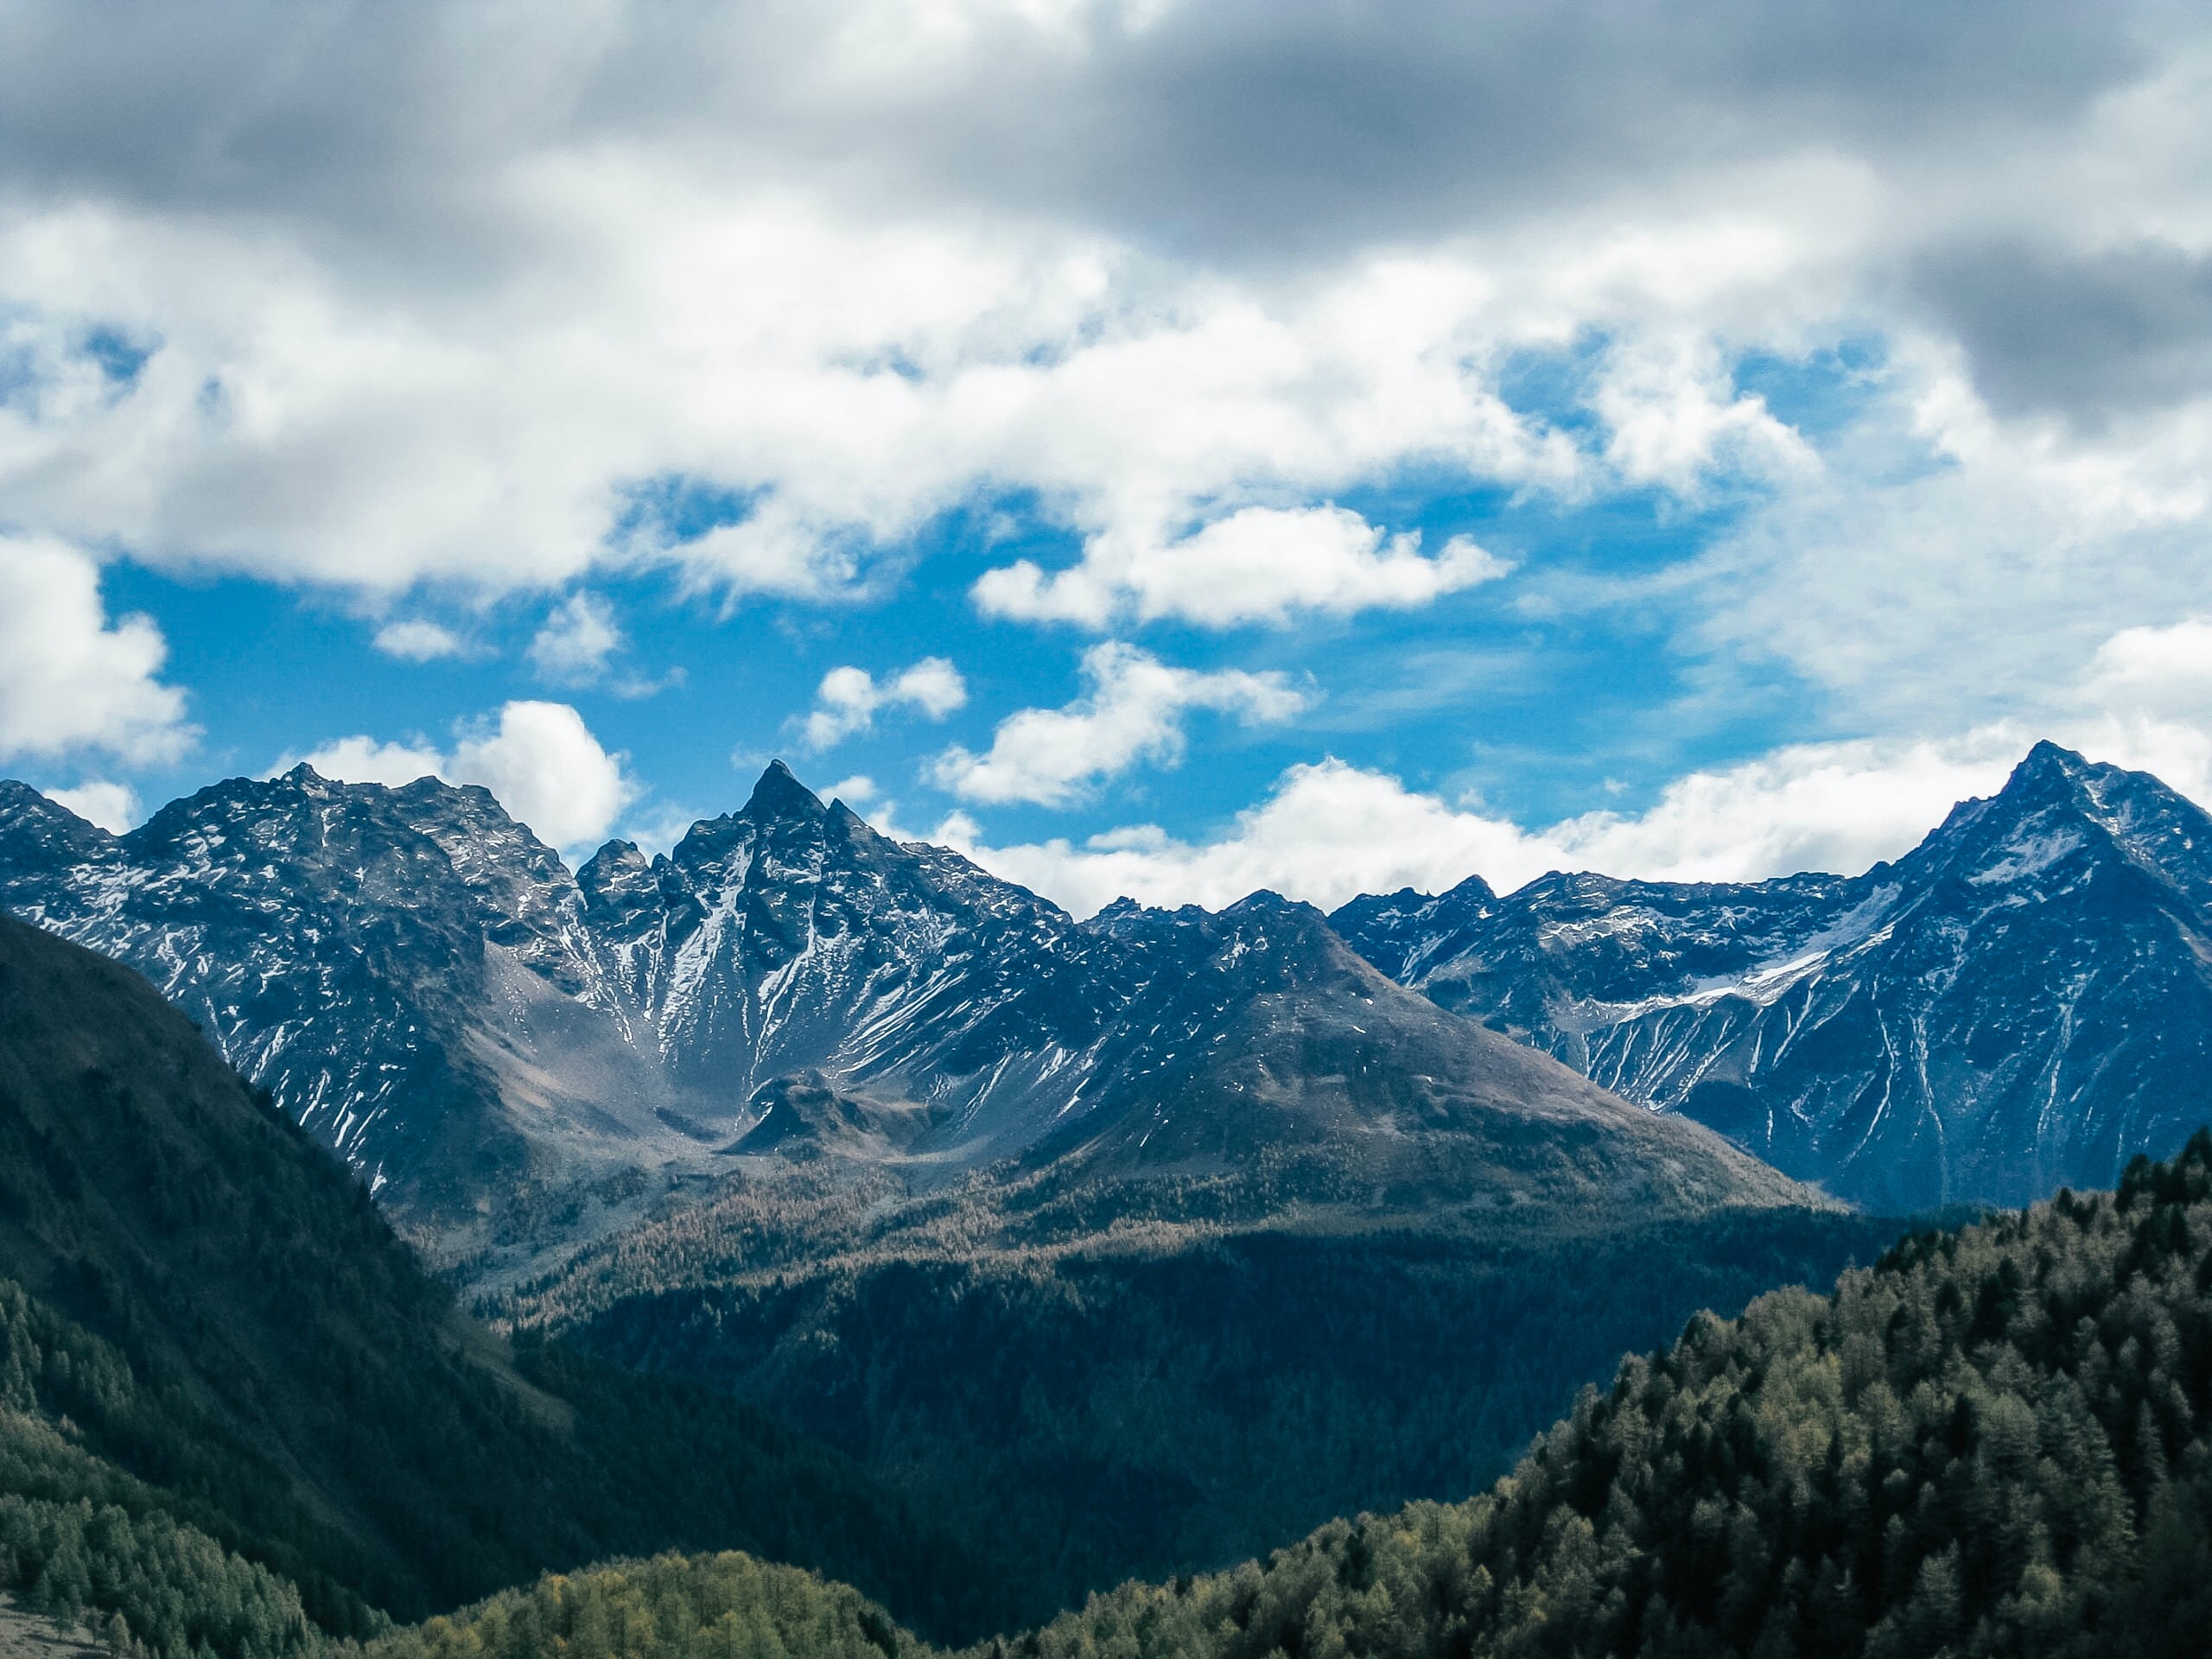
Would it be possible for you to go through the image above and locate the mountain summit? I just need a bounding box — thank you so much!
[1335,742,2212,1210]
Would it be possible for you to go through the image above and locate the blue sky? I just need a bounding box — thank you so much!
[3,3,2211,914]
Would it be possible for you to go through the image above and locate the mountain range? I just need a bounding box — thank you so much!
[0,760,1796,1274]
[1334,741,2212,1211]
[3,739,2208,1245]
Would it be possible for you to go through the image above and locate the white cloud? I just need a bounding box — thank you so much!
[938,758,1547,914]
[527,593,624,686]
[43,780,139,833]
[802,657,968,749]
[0,534,192,766]
[973,505,1511,628]
[824,774,878,804]
[451,702,635,851]
[289,702,633,852]
[1592,335,1815,492]
[2082,617,2212,721]
[1548,735,2024,884]
[0,3,2209,831]
[372,619,467,662]
[931,641,1306,807]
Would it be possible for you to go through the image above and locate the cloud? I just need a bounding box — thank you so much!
[1912,239,2212,424]
[43,780,138,833]
[939,612,2212,917]
[801,657,968,749]
[973,506,1511,628]
[450,702,635,850]
[931,641,1306,807]
[939,758,1547,914]
[527,593,624,686]
[372,619,467,662]
[290,702,633,852]
[0,534,192,766]
[2082,617,2212,721]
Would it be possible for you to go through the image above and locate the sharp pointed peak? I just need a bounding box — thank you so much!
[2012,740,2092,783]
[745,759,826,818]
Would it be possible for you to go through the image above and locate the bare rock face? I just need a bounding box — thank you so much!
[1333,741,2212,1211]
[0,760,1802,1273]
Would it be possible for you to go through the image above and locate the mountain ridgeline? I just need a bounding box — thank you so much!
[0,760,1798,1274]
[1335,741,2212,1212]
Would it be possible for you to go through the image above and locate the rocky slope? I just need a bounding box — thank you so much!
[0,762,1797,1274]
[1333,741,2212,1211]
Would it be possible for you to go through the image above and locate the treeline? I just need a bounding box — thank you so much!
[28,1124,2212,1659]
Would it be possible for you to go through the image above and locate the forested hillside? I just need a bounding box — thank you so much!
[0,912,984,1646]
[506,1161,1896,1629]
[444,1132,2212,1659]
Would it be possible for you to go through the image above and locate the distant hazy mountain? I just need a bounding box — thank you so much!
[0,760,1795,1273]
[1334,741,2212,1211]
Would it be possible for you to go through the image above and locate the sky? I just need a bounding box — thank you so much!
[3,0,2212,917]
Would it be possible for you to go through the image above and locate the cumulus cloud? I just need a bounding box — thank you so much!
[372,620,467,662]
[0,534,192,766]
[289,702,633,852]
[43,780,139,833]
[2082,617,2212,721]
[528,593,624,687]
[938,713,2212,918]
[801,658,967,749]
[974,506,1511,628]
[450,702,634,850]
[2,0,2210,842]
[931,642,1306,807]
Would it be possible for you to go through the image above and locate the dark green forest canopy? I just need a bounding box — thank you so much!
[534,1201,1895,1632]
[396,1132,2212,1659]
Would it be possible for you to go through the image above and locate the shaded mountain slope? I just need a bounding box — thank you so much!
[1335,741,2212,1211]
[0,910,985,1638]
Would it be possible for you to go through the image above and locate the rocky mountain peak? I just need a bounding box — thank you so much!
[1332,740,2212,1210]
[745,759,827,820]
